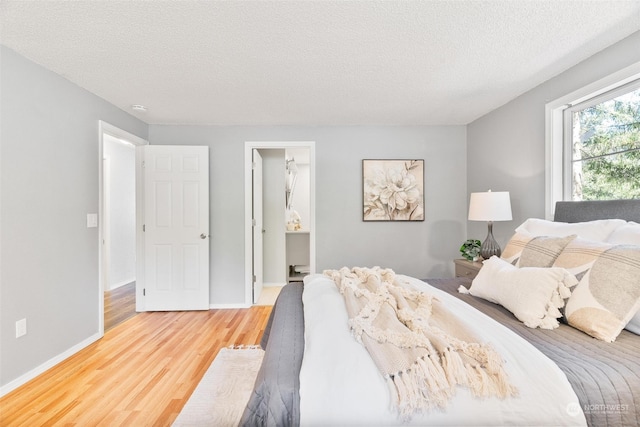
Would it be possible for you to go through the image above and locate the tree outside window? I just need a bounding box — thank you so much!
[570,86,640,201]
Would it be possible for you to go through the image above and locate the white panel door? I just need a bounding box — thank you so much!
[252,149,264,304]
[143,145,209,311]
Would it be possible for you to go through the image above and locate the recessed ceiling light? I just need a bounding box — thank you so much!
[131,104,147,112]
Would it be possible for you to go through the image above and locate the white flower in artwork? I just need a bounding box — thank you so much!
[364,160,423,221]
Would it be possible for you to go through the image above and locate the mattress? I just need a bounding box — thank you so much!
[241,278,640,426]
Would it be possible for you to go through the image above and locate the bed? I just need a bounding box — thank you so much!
[241,200,640,426]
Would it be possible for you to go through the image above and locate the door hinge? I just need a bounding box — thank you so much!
[252,161,256,170]
[253,274,256,283]
[143,224,146,232]
[252,219,256,227]
[142,160,146,168]
[143,288,146,296]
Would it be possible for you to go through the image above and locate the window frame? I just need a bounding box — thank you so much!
[544,61,640,220]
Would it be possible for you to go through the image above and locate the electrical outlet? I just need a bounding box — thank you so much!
[16,318,27,338]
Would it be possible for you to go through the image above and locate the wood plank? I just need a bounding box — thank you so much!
[0,306,272,426]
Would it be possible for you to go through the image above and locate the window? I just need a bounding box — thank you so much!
[564,82,640,201]
[545,62,640,219]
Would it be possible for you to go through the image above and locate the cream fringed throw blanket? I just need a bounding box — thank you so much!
[324,267,517,417]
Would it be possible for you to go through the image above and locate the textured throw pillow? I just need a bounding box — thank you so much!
[501,232,575,267]
[606,221,640,245]
[515,218,626,242]
[463,256,576,329]
[553,239,640,342]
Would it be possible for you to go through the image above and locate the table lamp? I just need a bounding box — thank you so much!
[468,190,512,259]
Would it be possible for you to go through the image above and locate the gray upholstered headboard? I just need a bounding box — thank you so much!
[554,199,640,223]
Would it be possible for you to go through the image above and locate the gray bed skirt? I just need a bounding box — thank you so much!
[240,283,304,427]
[241,278,640,427]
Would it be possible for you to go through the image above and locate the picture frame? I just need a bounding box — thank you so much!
[362,159,424,221]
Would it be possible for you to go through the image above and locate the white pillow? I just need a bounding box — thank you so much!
[515,218,626,242]
[627,311,640,335]
[606,221,640,245]
[462,256,577,329]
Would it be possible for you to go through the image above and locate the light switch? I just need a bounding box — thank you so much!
[16,318,27,338]
[87,213,98,228]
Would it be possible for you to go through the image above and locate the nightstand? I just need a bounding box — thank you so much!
[454,259,483,280]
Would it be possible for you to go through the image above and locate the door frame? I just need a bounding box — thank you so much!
[244,141,316,306]
[98,121,148,334]
[252,149,264,304]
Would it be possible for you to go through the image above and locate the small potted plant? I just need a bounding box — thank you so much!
[460,239,482,261]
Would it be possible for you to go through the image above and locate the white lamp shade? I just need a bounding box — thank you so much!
[468,191,512,221]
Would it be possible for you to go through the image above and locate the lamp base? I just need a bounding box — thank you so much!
[480,222,502,259]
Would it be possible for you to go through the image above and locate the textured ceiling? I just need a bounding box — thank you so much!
[1,1,639,126]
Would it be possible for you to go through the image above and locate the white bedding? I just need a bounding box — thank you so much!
[300,273,587,426]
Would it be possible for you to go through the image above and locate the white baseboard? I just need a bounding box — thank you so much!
[209,303,251,309]
[0,331,103,397]
[108,277,135,290]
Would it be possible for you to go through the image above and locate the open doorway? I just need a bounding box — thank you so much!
[98,121,147,334]
[103,134,136,330]
[244,141,316,306]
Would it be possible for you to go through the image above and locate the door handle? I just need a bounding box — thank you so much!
[200,233,209,239]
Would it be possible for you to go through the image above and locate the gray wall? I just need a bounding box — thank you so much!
[0,46,148,389]
[148,125,468,304]
[467,30,640,247]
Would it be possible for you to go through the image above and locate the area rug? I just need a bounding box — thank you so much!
[172,346,264,427]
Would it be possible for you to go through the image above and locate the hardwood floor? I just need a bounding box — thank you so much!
[104,281,137,332]
[0,305,272,426]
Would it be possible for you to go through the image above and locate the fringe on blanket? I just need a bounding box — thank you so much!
[384,345,517,418]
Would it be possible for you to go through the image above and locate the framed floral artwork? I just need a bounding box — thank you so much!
[363,159,424,221]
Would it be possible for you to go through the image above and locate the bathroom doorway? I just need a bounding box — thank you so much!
[244,141,316,306]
